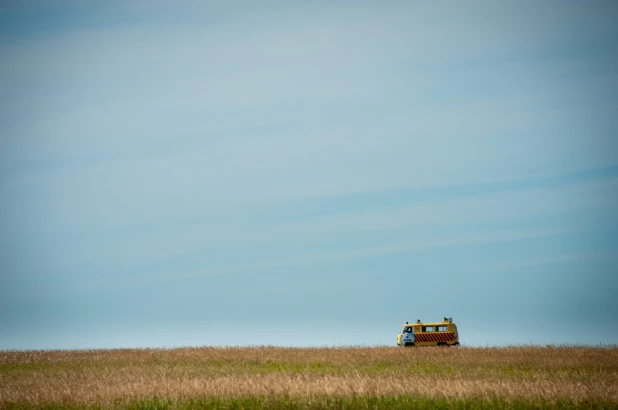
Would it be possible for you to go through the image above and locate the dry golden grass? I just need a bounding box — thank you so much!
[1,345,617,408]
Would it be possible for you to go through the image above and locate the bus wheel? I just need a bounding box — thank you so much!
[404,342,414,347]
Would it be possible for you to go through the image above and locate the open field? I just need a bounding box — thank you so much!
[1,345,617,409]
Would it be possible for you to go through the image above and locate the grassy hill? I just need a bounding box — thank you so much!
[1,345,617,409]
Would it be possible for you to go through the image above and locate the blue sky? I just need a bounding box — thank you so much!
[1,0,617,349]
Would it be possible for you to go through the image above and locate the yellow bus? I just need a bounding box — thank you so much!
[397,317,459,347]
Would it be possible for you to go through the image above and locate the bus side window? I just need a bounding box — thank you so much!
[422,326,434,332]
[437,326,447,332]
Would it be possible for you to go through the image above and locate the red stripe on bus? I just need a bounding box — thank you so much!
[415,332,456,343]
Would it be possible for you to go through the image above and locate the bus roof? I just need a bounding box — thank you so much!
[402,321,454,327]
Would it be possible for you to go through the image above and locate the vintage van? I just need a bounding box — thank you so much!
[397,317,459,347]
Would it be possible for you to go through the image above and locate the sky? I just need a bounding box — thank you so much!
[1,0,617,349]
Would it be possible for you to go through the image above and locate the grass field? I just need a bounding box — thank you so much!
[1,345,617,409]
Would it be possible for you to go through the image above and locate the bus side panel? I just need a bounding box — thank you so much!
[414,332,456,344]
